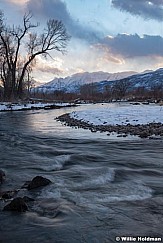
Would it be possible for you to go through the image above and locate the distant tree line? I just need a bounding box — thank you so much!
[79,78,163,102]
[30,78,163,103]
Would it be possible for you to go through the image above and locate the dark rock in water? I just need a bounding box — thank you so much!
[131,102,141,105]
[117,135,123,137]
[21,181,31,189]
[23,196,35,202]
[1,190,18,199]
[122,134,128,137]
[0,169,5,184]
[3,197,28,212]
[27,176,52,190]
[2,192,12,199]
[139,132,149,138]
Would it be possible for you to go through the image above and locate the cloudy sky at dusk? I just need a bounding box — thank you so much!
[0,0,163,82]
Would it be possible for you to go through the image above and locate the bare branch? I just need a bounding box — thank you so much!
[0,10,70,100]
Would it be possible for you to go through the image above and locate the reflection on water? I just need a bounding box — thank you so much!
[0,104,163,242]
[0,103,140,140]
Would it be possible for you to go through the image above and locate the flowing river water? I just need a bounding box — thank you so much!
[0,104,163,243]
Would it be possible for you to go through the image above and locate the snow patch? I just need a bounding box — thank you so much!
[70,104,163,126]
[0,102,73,112]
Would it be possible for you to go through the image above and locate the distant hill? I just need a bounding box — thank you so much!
[33,68,163,94]
[33,71,137,93]
[128,68,163,89]
[96,68,163,92]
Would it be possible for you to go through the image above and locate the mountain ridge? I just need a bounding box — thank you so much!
[34,70,137,93]
[33,68,163,94]
[96,68,163,93]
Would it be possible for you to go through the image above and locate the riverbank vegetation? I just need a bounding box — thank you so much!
[30,80,163,104]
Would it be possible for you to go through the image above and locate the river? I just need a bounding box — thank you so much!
[0,104,163,243]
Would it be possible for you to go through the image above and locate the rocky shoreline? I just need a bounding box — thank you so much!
[57,113,163,139]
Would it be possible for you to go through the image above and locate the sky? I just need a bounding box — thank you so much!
[0,0,163,82]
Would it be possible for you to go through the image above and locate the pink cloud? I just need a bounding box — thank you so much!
[7,0,29,4]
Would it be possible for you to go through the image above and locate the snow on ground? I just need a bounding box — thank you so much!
[0,102,72,111]
[70,104,163,126]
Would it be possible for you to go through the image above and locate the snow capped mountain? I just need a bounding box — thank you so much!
[120,68,163,89]
[97,68,163,92]
[140,69,153,74]
[33,68,163,94]
[34,71,137,93]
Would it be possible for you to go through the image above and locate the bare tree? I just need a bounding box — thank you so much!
[0,11,70,101]
[103,84,113,101]
[112,78,131,100]
[150,84,163,101]
[80,83,99,101]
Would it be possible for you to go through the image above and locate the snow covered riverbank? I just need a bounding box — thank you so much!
[57,103,163,138]
[0,102,76,112]
[70,103,163,126]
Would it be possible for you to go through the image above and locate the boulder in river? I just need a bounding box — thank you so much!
[3,197,28,212]
[27,176,52,190]
[23,196,35,202]
[1,190,18,199]
[21,181,31,189]
[0,169,5,184]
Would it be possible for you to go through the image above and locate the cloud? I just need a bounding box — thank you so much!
[93,43,124,64]
[36,66,63,75]
[26,0,101,43]
[98,34,163,59]
[112,0,163,21]
[6,0,28,4]
[34,56,64,75]
[154,56,163,69]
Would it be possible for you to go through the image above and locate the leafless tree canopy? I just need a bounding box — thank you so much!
[0,10,70,100]
[112,78,131,100]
